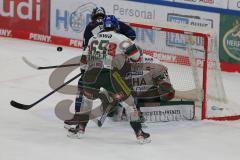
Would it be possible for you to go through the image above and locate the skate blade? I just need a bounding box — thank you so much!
[137,137,151,144]
[67,132,84,139]
[64,124,76,130]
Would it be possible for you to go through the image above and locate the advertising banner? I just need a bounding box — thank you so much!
[50,0,160,40]
[228,0,240,11]
[173,0,228,9]
[0,0,50,34]
[50,0,219,56]
[141,103,194,122]
[128,0,240,17]
[219,14,240,65]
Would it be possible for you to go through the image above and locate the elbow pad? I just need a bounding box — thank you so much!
[125,44,142,62]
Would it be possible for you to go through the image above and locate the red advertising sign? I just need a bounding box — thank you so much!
[0,0,49,34]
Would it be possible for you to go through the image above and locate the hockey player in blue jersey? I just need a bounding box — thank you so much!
[83,7,136,50]
[64,7,136,126]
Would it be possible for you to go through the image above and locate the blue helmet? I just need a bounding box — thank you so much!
[103,15,119,30]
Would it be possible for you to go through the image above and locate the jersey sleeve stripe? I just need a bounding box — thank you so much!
[125,44,138,56]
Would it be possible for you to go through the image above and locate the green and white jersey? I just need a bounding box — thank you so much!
[86,31,141,70]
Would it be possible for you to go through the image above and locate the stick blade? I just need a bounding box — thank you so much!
[10,100,32,110]
[97,120,103,127]
[22,57,39,69]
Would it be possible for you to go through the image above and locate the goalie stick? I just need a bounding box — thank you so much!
[10,72,82,110]
[64,88,205,129]
[22,57,80,70]
[96,88,208,126]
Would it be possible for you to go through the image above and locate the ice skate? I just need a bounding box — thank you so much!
[64,113,81,126]
[67,124,85,139]
[136,129,151,144]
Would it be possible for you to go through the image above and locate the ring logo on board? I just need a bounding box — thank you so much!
[70,3,96,33]
[56,2,96,33]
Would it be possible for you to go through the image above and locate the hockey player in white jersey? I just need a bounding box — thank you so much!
[68,15,151,144]
[64,7,136,126]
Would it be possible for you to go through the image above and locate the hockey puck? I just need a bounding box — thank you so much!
[57,47,63,52]
[97,120,102,127]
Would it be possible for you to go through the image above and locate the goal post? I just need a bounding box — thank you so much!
[128,22,240,121]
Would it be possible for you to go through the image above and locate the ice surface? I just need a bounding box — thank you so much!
[0,37,240,160]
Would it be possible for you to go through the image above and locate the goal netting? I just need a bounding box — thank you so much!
[129,22,240,121]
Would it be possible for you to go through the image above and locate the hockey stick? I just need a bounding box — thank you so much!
[22,57,80,70]
[96,88,115,127]
[96,89,197,127]
[10,73,82,110]
[175,89,201,101]
[97,104,113,127]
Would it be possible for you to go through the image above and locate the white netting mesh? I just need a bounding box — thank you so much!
[129,23,240,120]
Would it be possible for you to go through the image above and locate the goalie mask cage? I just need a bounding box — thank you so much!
[129,22,240,121]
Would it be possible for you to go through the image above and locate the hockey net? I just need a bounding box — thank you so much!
[129,22,240,121]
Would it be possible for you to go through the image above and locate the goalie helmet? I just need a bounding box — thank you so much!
[91,7,106,21]
[103,15,119,31]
